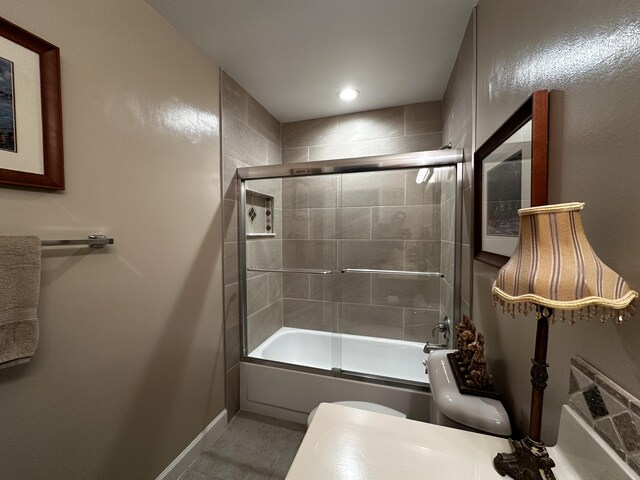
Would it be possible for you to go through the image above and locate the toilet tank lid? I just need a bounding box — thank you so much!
[427,350,511,437]
[333,401,406,418]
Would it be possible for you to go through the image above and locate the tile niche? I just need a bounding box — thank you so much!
[246,190,275,238]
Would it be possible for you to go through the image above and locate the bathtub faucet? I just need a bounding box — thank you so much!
[423,342,447,354]
[423,338,448,372]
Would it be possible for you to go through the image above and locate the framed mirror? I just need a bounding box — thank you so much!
[474,90,549,268]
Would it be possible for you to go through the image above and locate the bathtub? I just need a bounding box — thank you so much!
[249,327,429,385]
[243,328,431,423]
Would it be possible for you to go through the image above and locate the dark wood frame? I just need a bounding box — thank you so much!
[0,16,64,190]
[473,90,549,268]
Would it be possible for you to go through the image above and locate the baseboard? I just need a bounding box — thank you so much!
[155,409,227,480]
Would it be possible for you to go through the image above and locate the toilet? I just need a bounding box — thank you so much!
[307,349,511,437]
[307,400,405,426]
[427,349,511,436]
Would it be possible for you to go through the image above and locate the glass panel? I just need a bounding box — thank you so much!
[243,178,283,357]
[437,165,458,344]
[243,175,340,371]
[336,166,457,384]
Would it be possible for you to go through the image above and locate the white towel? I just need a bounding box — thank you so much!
[0,236,41,369]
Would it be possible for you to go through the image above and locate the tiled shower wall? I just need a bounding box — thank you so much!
[221,71,282,416]
[280,169,449,342]
[245,178,283,352]
[280,105,448,342]
[222,77,464,415]
[442,15,474,318]
[439,166,457,323]
[281,103,442,163]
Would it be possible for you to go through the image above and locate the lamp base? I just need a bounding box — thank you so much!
[494,436,556,480]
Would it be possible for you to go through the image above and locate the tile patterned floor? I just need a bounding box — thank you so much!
[179,412,307,480]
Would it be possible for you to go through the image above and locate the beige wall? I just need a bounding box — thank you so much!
[0,2,224,479]
[473,0,640,443]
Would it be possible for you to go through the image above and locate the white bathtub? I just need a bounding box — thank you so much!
[250,327,429,385]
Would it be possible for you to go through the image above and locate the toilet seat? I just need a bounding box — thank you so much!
[307,401,406,426]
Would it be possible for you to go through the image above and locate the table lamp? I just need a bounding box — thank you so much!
[491,202,638,480]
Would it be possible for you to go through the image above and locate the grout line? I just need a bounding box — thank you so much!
[402,306,406,340]
[282,130,442,152]
[221,105,247,127]
[285,297,332,305]
[404,171,408,206]
[247,297,275,319]
[403,105,407,136]
[221,152,253,171]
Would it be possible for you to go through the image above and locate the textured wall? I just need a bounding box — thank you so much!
[0,1,224,479]
[473,0,640,443]
[220,71,282,416]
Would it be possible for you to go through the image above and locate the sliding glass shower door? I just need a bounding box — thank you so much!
[240,152,462,386]
[336,166,457,383]
[242,175,341,372]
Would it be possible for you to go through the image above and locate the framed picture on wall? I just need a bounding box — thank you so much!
[0,16,64,190]
[474,90,549,268]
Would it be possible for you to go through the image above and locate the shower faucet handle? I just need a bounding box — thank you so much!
[432,316,451,338]
[432,323,447,336]
[425,316,451,354]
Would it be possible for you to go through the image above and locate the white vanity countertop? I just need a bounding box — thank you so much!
[287,402,640,480]
[286,403,511,480]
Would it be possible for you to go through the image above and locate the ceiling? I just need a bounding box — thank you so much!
[146,0,475,123]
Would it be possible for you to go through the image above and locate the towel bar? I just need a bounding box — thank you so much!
[341,268,443,278]
[247,267,332,275]
[40,235,114,248]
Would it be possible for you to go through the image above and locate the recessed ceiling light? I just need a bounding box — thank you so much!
[337,87,359,102]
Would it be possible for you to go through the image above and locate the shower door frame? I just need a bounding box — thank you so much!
[236,149,464,390]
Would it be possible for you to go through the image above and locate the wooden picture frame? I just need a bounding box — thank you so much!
[474,90,549,268]
[0,16,64,190]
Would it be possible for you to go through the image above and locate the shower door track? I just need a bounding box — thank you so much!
[237,148,465,388]
[241,356,430,393]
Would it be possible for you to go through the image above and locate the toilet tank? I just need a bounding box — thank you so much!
[430,401,482,433]
[426,350,511,437]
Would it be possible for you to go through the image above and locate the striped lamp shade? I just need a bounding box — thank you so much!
[492,202,638,325]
